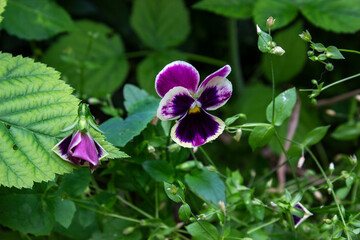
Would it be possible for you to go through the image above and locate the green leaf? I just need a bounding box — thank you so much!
[143,160,174,182]
[325,46,345,60]
[262,21,307,83]
[254,0,298,30]
[248,126,274,151]
[0,52,80,188]
[137,50,187,96]
[90,218,142,240]
[185,168,225,206]
[193,0,254,19]
[178,203,191,223]
[266,87,296,126]
[332,122,360,140]
[42,20,128,98]
[101,85,160,147]
[130,0,190,50]
[3,0,75,40]
[0,0,6,23]
[301,0,360,33]
[336,186,350,200]
[59,169,91,197]
[185,221,218,240]
[302,126,330,147]
[0,193,55,236]
[52,198,76,228]
[257,29,272,54]
[164,182,185,203]
[311,43,326,52]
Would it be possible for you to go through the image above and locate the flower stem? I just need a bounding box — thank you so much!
[117,195,154,219]
[339,49,360,55]
[228,18,244,95]
[305,147,351,240]
[270,55,276,125]
[247,218,280,234]
[322,73,360,91]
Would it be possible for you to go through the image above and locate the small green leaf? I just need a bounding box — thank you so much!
[53,198,76,228]
[301,0,360,33]
[143,160,174,183]
[3,0,75,40]
[336,187,350,200]
[248,126,274,151]
[311,43,326,52]
[164,182,185,203]
[101,85,160,147]
[257,29,272,54]
[178,203,191,223]
[193,0,254,19]
[130,0,190,50]
[137,50,187,96]
[266,87,297,126]
[302,126,330,147]
[185,168,225,206]
[262,21,307,83]
[185,221,218,240]
[332,122,360,140]
[325,46,345,59]
[42,20,128,98]
[254,0,298,30]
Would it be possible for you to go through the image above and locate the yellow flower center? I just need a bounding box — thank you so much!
[188,106,201,114]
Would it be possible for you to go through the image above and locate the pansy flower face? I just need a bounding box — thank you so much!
[156,61,232,148]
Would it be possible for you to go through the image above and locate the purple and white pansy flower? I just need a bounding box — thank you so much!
[156,61,232,148]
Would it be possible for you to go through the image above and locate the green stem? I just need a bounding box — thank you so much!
[270,55,276,125]
[184,52,227,66]
[247,218,280,234]
[306,147,351,240]
[351,166,360,206]
[155,183,159,219]
[228,18,244,95]
[199,146,217,169]
[339,49,360,55]
[322,73,360,91]
[117,195,154,219]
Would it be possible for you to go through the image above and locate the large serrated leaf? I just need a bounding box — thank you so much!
[0,0,6,23]
[0,53,122,189]
[3,0,75,40]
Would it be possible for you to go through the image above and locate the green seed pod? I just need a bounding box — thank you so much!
[325,63,334,71]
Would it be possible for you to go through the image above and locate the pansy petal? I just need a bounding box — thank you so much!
[197,76,232,110]
[157,86,195,120]
[94,139,109,160]
[198,65,231,90]
[171,110,225,148]
[52,134,73,163]
[155,61,200,97]
[69,132,99,167]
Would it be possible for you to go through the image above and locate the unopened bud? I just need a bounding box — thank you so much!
[329,162,334,173]
[168,143,181,152]
[323,218,332,224]
[218,201,226,213]
[270,46,285,56]
[314,190,323,201]
[193,147,198,153]
[297,156,305,168]
[267,16,275,28]
[122,226,135,235]
[266,178,273,188]
[349,154,357,165]
[147,145,155,154]
[325,63,334,71]
[168,184,178,195]
[250,169,256,177]
[325,109,336,116]
[235,129,242,142]
[256,25,262,35]
[307,51,314,57]
[299,30,312,42]
[355,94,360,102]
[197,214,206,220]
[88,97,100,105]
[270,201,278,208]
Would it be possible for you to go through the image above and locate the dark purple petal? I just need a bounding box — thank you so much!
[68,132,99,168]
[170,109,225,148]
[292,204,303,225]
[198,65,231,90]
[157,87,195,120]
[197,76,232,110]
[58,134,72,156]
[155,61,200,98]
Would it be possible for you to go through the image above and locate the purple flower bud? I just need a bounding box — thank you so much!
[52,130,108,171]
[292,203,313,228]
